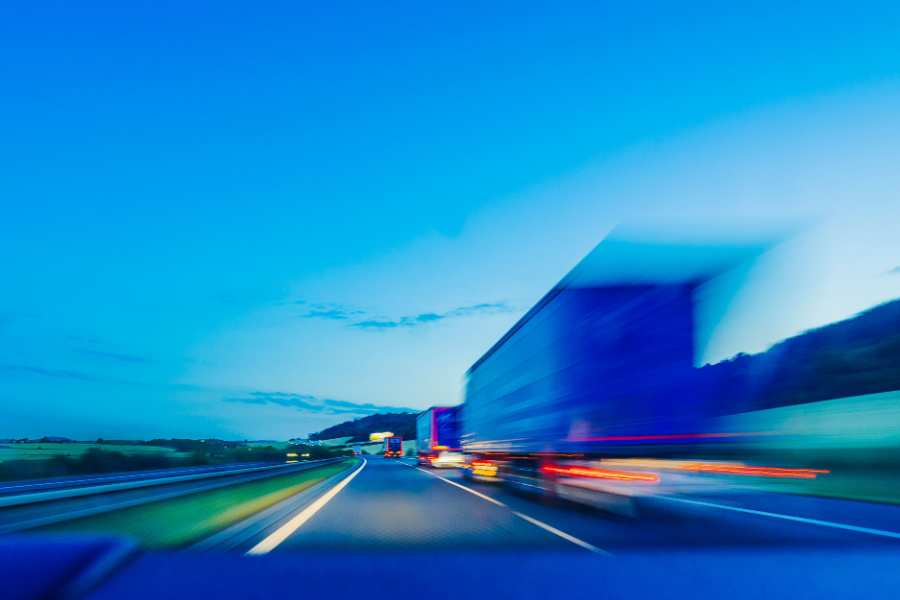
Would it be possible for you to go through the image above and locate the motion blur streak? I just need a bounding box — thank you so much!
[599,459,830,478]
[676,464,830,479]
[572,433,766,442]
[541,465,659,482]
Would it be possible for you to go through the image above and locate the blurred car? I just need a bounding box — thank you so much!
[460,458,500,482]
[427,451,465,468]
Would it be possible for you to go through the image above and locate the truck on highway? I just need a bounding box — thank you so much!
[416,407,463,467]
[352,445,362,455]
[459,232,788,513]
[383,436,403,458]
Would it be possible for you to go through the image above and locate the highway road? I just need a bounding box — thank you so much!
[12,455,900,599]
[240,456,900,555]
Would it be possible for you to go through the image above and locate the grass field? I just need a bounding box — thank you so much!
[0,443,186,461]
[34,458,356,549]
[246,441,290,450]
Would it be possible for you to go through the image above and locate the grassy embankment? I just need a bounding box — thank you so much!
[0,443,183,461]
[34,458,356,549]
[0,443,194,482]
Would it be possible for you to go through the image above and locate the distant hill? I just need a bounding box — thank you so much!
[311,412,420,443]
[699,298,900,413]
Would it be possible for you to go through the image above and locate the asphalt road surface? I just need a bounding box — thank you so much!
[261,455,900,555]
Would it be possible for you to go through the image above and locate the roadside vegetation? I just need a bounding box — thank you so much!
[699,298,900,412]
[310,412,418,443]
[0,439,347,483]
[35,458,356,548]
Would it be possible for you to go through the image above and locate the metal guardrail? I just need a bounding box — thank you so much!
[0,461,276,496]
[0,458,347,509]
[190,457,363,553]
[0,457,350,534]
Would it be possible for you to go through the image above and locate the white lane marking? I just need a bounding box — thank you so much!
[416,468,506,507]
[512,511,610,555]
[668,497,900,540]
[246,459,366,555]
[415,467,609,555]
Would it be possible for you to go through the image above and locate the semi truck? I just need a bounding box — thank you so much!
[459,232,792,513]
[383,436,403,458]
[416,406,463,467]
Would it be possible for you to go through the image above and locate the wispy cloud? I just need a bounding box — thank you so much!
[299,309,352,320]
[74,348,156,365]
[223,391,415,415]
[351,302,514,330]
[886,266,900,276]
[0,365,98,381]
[297,302,365,321]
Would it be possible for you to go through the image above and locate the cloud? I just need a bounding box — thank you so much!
[0,365,97,381]
[74,348,156,365]
[351,301,514,330]
[323,398,371,408]
[222,392,415,415]
[886,266,900,276]
[294,299,515,329]
[352,319,400,329]
[299,309,352,320]
[298,302,365,320]
[224,392,320,411]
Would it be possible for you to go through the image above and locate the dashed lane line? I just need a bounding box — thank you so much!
[415,467,609,555]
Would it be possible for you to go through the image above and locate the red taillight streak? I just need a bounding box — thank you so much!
[678,463,829,479]
[573,432,768,442]
[542,465,658,482]
[472,461,494,467]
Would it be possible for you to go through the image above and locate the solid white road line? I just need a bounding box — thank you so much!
[668,497,900,540]
[245,459,367,555]
[415,467,609,555]
[416,468,507,506]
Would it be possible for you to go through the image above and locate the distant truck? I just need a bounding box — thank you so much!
[383,436,403,458]
[352,445,362,455]
[416,407,463,466]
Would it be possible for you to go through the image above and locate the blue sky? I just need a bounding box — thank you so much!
[2,1,900,440]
